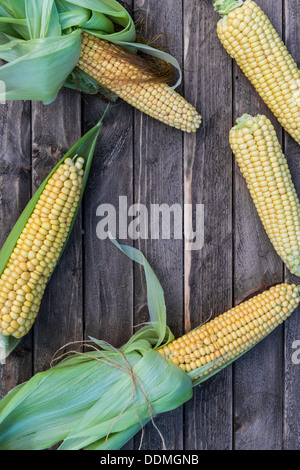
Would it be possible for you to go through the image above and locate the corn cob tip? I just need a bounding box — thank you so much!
[234,113,257,130]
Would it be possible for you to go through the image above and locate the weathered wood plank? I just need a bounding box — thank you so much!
[0,101,32,395]
[132,0,185,451]
[232,0,284,450]
[31,88,82,372]
[183,0,233,450]
[283,0,300,451]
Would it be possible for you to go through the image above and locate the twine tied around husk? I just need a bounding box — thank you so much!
[51,339,167,450]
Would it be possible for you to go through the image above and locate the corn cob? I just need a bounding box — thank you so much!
[214,0,300,145]
[78,32,201,133]
[230,113,300,276]
[0,156,85,338]
[158,283,300,381]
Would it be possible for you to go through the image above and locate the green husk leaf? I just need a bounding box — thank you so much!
[0,335,21,362]
[0,0,182,103]
[0,30,82,103]
[25,0,62,39]
[0,105,109,359]
[0,345,192,450]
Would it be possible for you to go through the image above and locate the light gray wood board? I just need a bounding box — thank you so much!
[183,0,233,450]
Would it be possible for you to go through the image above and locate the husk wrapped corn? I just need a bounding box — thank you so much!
[0,0,201,131]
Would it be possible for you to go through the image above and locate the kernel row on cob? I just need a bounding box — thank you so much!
[214,0,300,146]
[78,32,201,133]
[0,117,105,358]
[229,113,300,277]
[158,283,300,383]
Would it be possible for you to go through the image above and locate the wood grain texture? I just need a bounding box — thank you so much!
[0,101,32,395]
[82,95,135,452]
[82,96,134,348]
[31,88,83,372]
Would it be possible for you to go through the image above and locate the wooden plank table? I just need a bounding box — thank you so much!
[0,0,300,450]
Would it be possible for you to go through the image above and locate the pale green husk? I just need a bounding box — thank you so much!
[0,0,182,104]
[0,106,108,361]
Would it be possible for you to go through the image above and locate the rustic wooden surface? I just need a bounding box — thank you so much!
[0,0,300,450]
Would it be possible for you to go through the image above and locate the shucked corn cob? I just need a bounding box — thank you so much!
[0,156,85,338]
[158,283,300,381]
[78,32,201,133]
[214,0,300,145]
[230,114,300,277]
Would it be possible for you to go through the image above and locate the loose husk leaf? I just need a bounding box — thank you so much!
[0,106,108,361]
[0,0,182,104]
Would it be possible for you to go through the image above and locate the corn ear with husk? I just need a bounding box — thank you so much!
[214,0,300,145]
[0,0,201,131]
[0,108,107,361]
[0,239,299,450]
